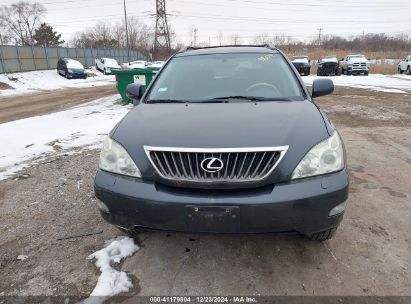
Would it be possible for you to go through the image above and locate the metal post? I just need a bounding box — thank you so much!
[0,44,6,74]
[57,46,60,59]
[124,0,130,63]
[16,44,22,72]
[83,48,86,66]
[44,45,50,69]
[31,44,37,70]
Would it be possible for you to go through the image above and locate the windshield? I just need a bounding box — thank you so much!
[104,58,119,66]
[146,53,304,103]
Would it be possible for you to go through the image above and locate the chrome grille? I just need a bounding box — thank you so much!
[145,146,288,183]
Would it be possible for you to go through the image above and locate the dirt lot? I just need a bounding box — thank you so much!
[0,87,410,298]
[0,85,117,123]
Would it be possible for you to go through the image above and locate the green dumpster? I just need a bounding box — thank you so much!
[111,67,160,103]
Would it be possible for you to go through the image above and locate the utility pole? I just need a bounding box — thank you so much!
[124,0,130,63]
[317,27,323,46]
[153,0,171,59]
[193,28,198,47]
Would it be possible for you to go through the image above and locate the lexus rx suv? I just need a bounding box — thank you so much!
[94,45,349,241]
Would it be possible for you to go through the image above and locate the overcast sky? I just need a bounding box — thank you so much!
[3,0,411,45]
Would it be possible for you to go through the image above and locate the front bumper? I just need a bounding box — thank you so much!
[94,169,349,235]
[293,65,310,74]
[347,66,369,73]
[67,72,87,79]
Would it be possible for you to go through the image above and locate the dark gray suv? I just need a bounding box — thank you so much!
[94,46,349,241]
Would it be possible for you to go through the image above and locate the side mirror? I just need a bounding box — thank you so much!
[312,79,334,98]
[126,83,144,105]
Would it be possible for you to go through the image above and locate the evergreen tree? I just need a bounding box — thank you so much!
[33,23,64,47]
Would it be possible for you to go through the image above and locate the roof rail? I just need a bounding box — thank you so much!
[178,44,277,53]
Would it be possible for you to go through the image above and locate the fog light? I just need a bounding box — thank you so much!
[329,202,346,217]
[97,200,109,213]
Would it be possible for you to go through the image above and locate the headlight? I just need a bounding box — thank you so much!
[291,131,344,180]
[99,136,141,178]
[67,69,73,73]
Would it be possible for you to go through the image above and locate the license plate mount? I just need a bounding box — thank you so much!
[185,205,240,233]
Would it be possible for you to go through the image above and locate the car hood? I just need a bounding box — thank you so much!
[348,57,368,63]
[68,68,85,73]
[112,101,331,185]
[106,64,121,69]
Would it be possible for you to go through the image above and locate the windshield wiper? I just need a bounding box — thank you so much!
[146,99,189,104]
[197,96,293,102]
[209,96,266,101]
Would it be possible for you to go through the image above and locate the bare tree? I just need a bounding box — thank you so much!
[216,31,224,46]
[230,34,241,45]
[253,33,271,45]
[0,1,46,45]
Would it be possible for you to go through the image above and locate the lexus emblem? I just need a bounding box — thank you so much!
[200,157,224,173]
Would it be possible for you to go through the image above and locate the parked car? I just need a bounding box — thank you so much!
[290,56,311,76]
[94,45,349,241]
[95,57,121,75]
[339,54,369,76]
[398,55,411,74]
[148,61,165,68]
[317,56,342,76]
[122,60,148,69]
[57,58,87,79]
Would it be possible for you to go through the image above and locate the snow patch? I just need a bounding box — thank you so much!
[0,68,115,97]
[87,237,139,297]
[0,95,131,180]
[304,74,411,94]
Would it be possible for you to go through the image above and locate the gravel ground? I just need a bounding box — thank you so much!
[0,87,410,299]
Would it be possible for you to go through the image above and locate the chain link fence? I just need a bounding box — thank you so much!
[0,45,147,74]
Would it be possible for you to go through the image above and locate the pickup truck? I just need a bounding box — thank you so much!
[398,55,411,74]
[339,55,370,76]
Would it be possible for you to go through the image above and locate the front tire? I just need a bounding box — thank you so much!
[407,66,411,75]
[364,71,369,76]
[398,67,403,74]
[305,227,338,241]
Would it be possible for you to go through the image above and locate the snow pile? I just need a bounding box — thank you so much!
[0,68,115,97]
[87,237,139,297]
[369,59,400,65]
[0,95,131,180]
[304,74,411,94]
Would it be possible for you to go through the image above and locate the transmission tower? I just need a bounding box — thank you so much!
[153,0,171,58]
